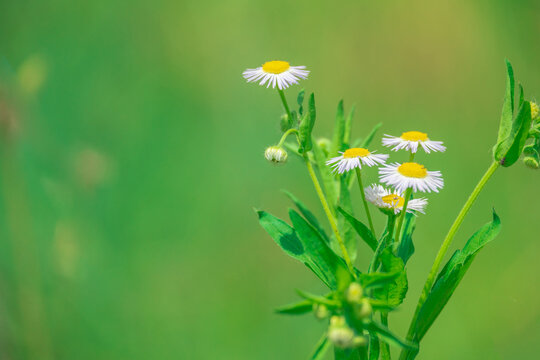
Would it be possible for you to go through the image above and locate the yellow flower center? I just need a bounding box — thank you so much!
[343,148,370,158]
[262,61,290,74]
[381,194,404,208]
[398,162,428,178]
[401,131,428,142]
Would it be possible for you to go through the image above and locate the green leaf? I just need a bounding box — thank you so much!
[282,190,330,243]
[334,348,361,360]
[495,59,515,148]
[396,212,416,265]
[299,93,316,153]
[338,174,357,262]
[338,207,377,251]
[295,289,339,307]
[373,248,408,307]
[358,271,401,290]
[413,210,501,341]
[500,101,533,167]
[330,100,345,156]
[360,123,382,148]
[275,299,313,315]
[298,88,305,116]
[365,322,418,351]
[518,83,524,108]
[310,333,331,360]
[289,209,352,289]
[257,210,341,288]
[343,105,356,148]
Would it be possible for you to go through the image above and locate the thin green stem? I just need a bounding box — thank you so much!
[380,313,391,360]
[305,157,356,277]
[277,128,298,147]
[394,188,412,243]
[355,167,376,236]
[400,160,500,360]
[368,214,395,273]
[277,89,293,120]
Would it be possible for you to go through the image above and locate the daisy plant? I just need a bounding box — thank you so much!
[244,59,537,360]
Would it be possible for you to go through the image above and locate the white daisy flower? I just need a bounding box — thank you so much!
[382,131,446,153]
[379,162,444,193]
[326,148,389,174]
[365,184,427,215]
[242,61,309,90]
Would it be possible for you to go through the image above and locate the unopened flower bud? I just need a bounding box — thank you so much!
[531,101,539,120]
[357,299,372,319]
[328,326,355,349]
[524,156,539,169]
[316,137,331,152]
[346,282,363,304]
[330,315,346,328]
[313,304,330,320]
[352,335,368,347]
[264,146,288,164]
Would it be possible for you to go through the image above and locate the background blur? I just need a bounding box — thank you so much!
[0,0,539,359]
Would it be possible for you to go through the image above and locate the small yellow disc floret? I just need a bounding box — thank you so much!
[381,194,405,207]
[398,162,428,178]
[343,148,370,158]
[262,61,290,74]
[401,131,428,142]
[531,102,539,119]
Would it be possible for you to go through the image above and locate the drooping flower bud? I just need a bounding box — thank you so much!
[264,146,288,164]
[524,156,539,169]
[346,282,363,304]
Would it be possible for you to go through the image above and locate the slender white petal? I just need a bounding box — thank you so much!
[326,149,389,174]
[382,132,446,154]
[364,184,428,214]
[242,61,310,90]
[379,162,444,193]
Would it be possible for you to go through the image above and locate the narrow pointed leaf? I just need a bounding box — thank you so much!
[396,212,416,265]
[495,59,515,149]
[330,100,345,156]
[360,122,382,148]
[299,93,316,153]
[366,322,418,351]
[338,207,377,251]
[500,101,533,166]
[414,210,501,341]
[312,139,339,209]
[310,333,331,360]
[275,299,313,315]
[297,88,305,115]
[282,190,330,243]
[338,174,357,261]
[358,271,401,290]
[343,105,356,148]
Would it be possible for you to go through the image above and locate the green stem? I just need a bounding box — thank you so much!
[380,313,391,360]
[400,160,500,360]
[355,167,376,236]
[394,188,412,243]
[305,157,356,277]
[277,128,298,147]
[277,88,293,120]
[368,214,395,273]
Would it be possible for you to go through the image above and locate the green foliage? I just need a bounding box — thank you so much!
[374,248,408,307]
[338,175,357,262]
[338,207,377,251]
[330,100,346,156]
[275,300,313,315]
[297,88,306,116]
[360,122,383,148]
[358,271,401,290]
[495,59,515,147]
[311,334,331,360]
[282,190,330,243]
[365,322,418,351]
[413,210,501,341]
[299,93,316,153]
[396,212,416,265]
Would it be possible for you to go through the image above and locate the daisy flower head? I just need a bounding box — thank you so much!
[365,184,428,215]
[379,162,444,193]
[382,131,446,154]
[326,148,389,174]
[242,61,309,90]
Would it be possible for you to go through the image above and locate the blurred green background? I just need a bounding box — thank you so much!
[0,0,539,359]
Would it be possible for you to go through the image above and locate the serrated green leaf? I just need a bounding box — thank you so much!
[282,190,330,243]
[338,207,377,251]
[360,123,382,148]
[330,100,345,156]
[311,333,331,360]
[275,299,313,315]
[500,101,533,166]
[290,209,352,289]
[374,248,407,307]
[495,59,515,148]
[396,212,416,265]
[366,322,418,351]
[299,93,316,153]
[413,210,501,341]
